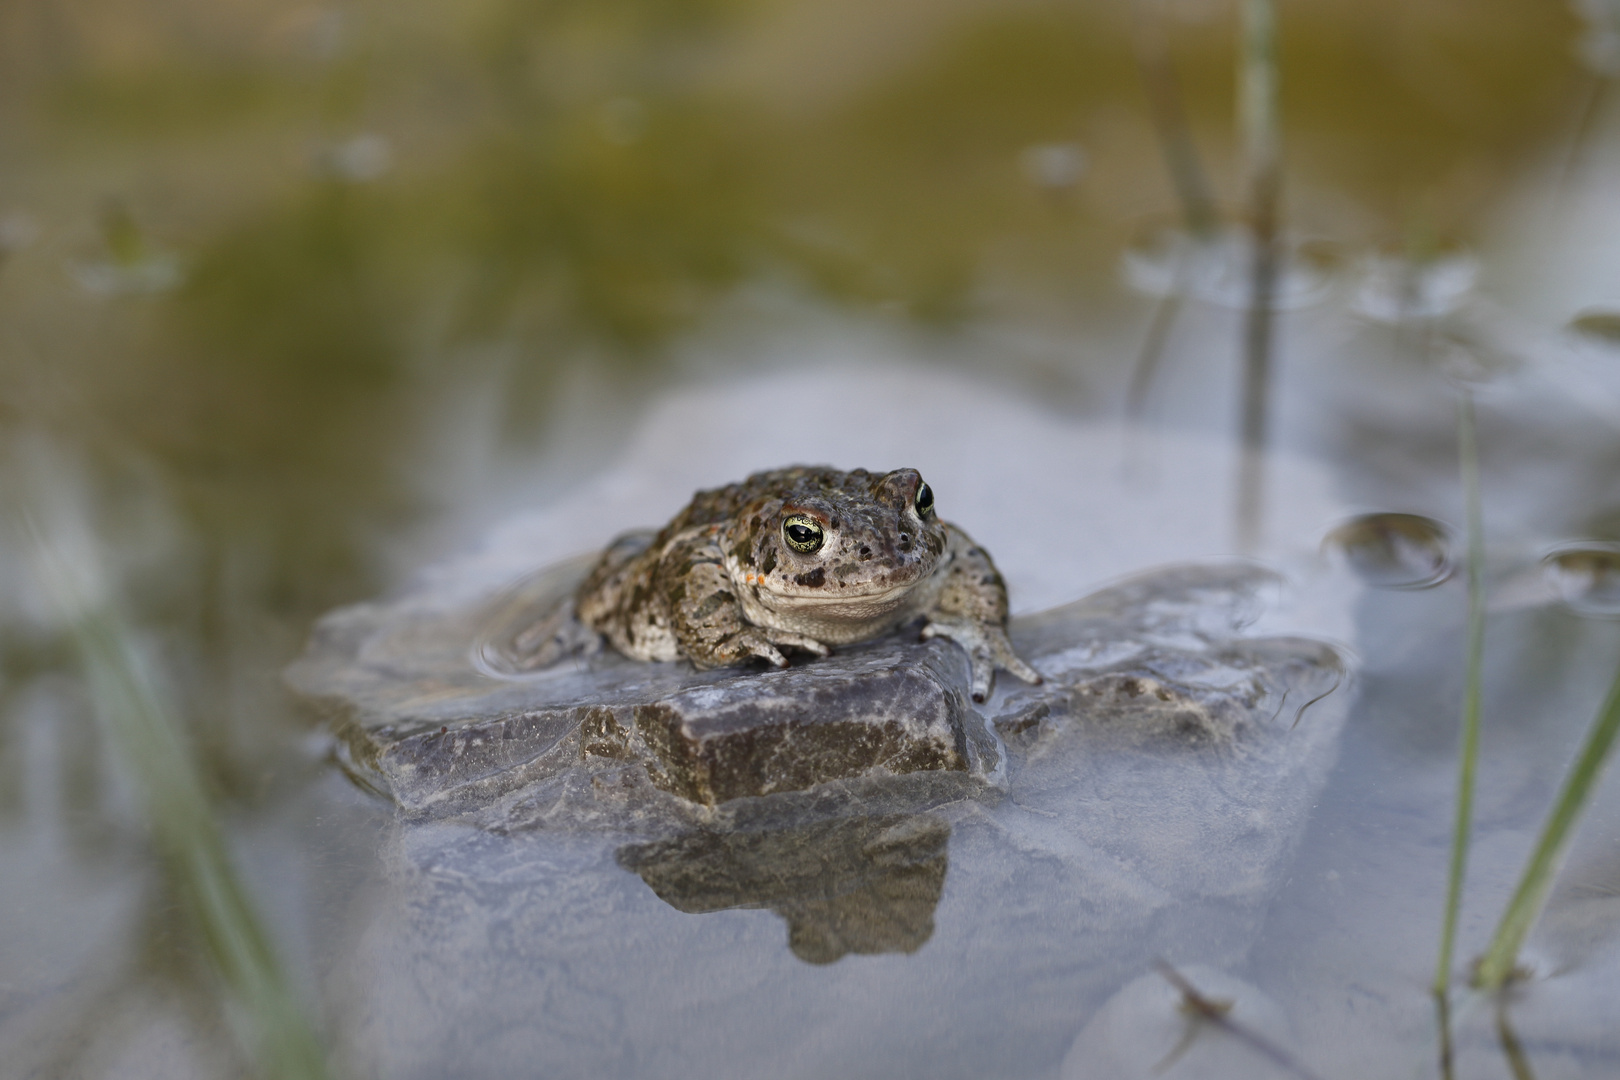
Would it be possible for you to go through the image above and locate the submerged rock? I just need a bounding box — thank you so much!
[304,558,1358,1077]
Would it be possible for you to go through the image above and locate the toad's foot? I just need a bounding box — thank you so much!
[922,617,1042,703]
[705,627,832,669]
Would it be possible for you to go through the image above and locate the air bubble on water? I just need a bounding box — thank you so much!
[1121,221,1338,310]
[1323,513,1453,589]
[319,133,393,181]
[1568,309,1620,347]
[1020,143,1087,192]
[1350,247,1479,324]
[1543,543,1620,617]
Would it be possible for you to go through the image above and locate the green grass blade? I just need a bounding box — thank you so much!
[1474,653,1620,989]
[1435,389,1487,995]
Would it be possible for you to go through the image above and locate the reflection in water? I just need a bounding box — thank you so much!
[1324,513,1454,590]
[1543,544,1620,617]
[618,813,950,965]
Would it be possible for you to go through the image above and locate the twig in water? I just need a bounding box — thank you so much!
[1151,960,1325,1080]
[1434,991,1456,1080]
[1496,999,1538,1080]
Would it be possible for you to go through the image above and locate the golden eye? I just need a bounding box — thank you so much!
[782,515,824,553]
[914,483,934,517]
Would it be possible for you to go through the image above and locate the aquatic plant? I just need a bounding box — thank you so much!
[1473,647,1620,989]
[20,479,329,1080]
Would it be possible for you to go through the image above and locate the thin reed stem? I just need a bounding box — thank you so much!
[1434,388,1486,995]
[1234,0,1281,554]
[1131,0,1220,241]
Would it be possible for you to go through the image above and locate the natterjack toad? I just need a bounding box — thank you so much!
[567,466,1040,702]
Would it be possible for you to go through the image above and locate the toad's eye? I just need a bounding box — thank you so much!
[914,483,934,517]
[782,515,824,554]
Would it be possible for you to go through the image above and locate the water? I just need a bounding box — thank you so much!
[3,1,1620,1078]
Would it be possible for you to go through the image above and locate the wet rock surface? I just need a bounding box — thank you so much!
[289,559,1340,830]
[288,558,998,820]
[291,557,1358,1078]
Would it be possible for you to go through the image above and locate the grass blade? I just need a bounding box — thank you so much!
[23,507,331,1080]
[1473,651,1620,989]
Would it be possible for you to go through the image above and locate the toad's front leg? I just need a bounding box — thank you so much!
[657,527,831,670]
[921,526,1042,702]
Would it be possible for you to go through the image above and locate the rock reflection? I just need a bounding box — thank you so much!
[1324,512,1453,589]
[618,813,950,965]
[1543,543,1620,617]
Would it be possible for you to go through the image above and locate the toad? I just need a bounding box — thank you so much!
[548,466,1040,702]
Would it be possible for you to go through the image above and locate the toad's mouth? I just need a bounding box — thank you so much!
[751,577,921,617]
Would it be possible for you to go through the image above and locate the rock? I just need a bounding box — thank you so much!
[286,559,1000,821]
[308,560,1359,1079]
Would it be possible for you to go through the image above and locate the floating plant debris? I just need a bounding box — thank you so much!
[1568,309,1620,347]
[1323,513,1453,589]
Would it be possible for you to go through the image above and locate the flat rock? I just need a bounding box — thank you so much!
[286,559,998,820]
[306,559,1360,1078]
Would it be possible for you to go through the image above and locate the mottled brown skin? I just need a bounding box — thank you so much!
[574,466,1041,702]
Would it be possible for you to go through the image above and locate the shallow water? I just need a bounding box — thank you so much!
[4,1,1620,1078]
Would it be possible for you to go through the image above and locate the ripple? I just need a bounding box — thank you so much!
[1324,513,1453,589]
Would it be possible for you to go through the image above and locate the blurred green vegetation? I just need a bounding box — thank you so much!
[0,0,1587,766]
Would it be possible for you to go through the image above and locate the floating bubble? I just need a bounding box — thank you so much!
[1351,246,1479,324]
[1122,221,1339,310]
[1020,143,1087,192]
[1543,543,1620,617]
[318,133,393,181]
[1324,513,1453,589]
[1568,309,1620,347]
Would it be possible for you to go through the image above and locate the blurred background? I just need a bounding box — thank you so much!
[3,0,1619,1076]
